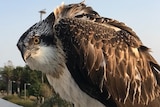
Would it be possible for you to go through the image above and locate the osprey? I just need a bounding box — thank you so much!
[17,2,160,107]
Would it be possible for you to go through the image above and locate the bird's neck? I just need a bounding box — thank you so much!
[46,64,105,107]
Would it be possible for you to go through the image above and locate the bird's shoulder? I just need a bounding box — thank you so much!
[55,17,160,105]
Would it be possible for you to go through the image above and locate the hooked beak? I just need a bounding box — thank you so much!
[17,41,31,62]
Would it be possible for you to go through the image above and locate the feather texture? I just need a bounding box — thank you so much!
[54,17,160,107]
[17,2,160,107]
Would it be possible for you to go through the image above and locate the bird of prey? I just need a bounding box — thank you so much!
[17,1,160,107]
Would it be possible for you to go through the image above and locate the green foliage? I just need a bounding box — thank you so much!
[39,83,52,98]
[41,94,74,107]
[1,63,14,94]
[0,79,7,90]
[0,64,43,96]
[12,66,23,81]
[29,82,41,97]
[1,61,74,107]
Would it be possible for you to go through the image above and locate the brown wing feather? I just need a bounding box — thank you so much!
[55,17,160,106]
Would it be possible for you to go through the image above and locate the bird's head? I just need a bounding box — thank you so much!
[17,1,98,74]
[17,12,54,60]
[17,12,65,75]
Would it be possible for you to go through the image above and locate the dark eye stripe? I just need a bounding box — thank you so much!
[40,34,57,46]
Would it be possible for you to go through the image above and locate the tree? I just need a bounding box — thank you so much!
[2,60,14,94]
[39,83,52,103]
[41,93,74,107]
[12,66,23,95]
[40,83,52,98]
[21,65,43,101]
[0,68,7,91]
[1,62,73,106]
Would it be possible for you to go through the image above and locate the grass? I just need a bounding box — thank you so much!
[41,94,73,107]
[3,94,73,107]
[3,95,37,107]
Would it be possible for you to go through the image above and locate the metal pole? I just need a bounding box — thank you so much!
[39,9,46,21]
[24,83,31,100]
[40,13,42,21]
[24,83,26,100]
[10,80,12,95]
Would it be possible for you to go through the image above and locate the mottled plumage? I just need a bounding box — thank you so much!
[17,2,160,107]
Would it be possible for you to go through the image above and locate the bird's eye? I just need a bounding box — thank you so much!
[33,36,40,45]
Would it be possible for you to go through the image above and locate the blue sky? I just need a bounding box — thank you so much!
[0,0,160,67]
